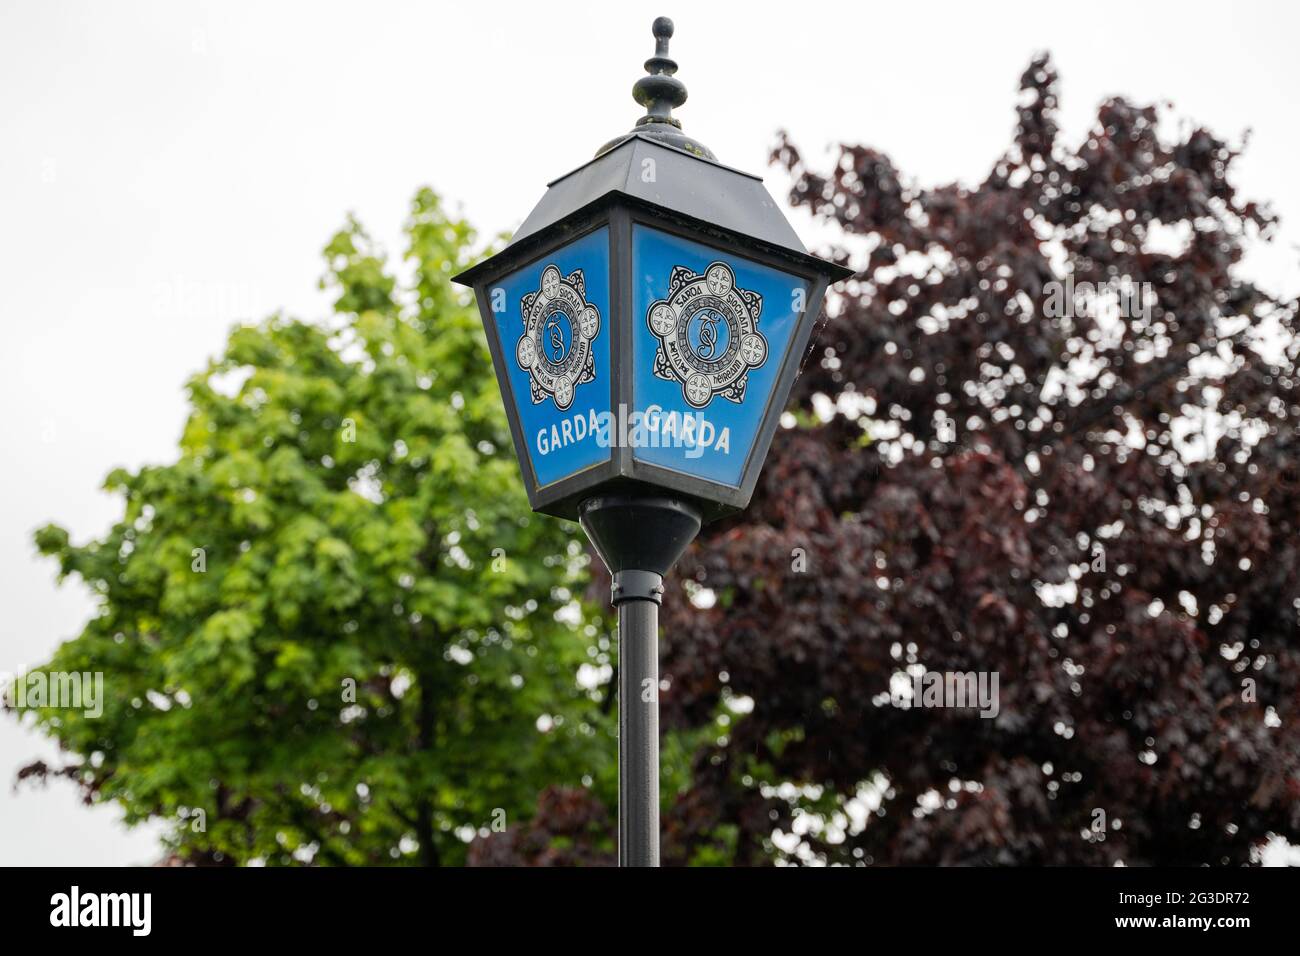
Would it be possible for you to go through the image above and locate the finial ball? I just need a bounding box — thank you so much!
[652,17,674,40]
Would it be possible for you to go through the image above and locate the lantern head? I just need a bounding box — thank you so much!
[453,18,851,522]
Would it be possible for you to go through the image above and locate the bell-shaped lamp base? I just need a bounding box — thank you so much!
[579,494,701,604]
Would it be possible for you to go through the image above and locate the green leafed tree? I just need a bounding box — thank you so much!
[16,189,617,865]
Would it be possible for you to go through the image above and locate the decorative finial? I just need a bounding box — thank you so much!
[597,17,716,160]
[634,17,686,129]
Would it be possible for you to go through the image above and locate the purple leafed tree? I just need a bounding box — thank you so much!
[483,54,1300,866]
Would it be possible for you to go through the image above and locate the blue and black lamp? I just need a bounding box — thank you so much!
[453,16,851,867]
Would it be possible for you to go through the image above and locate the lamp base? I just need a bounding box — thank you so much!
[578,494,702,602]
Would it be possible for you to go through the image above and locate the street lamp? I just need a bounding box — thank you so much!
[453,16,851,867]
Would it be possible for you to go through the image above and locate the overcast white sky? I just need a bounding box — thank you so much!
[2,0,1297,866]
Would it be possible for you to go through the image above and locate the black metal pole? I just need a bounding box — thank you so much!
[614,570,662,866]
[579,494,701,868]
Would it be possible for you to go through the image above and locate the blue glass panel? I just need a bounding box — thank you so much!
[492,228,611,488]
[631,225,809,487]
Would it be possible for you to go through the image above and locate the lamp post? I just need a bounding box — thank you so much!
[453,16,850,867]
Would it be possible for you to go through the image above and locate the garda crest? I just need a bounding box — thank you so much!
[516,265,600,411]
[647,261,767,408]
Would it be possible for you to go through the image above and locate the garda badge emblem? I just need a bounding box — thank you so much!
[647,261,767,408]
[516,265,600,411]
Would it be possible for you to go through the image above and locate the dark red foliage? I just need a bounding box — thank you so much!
[468,787,614,867]
[654,54,1300,865]
[483,55,1299,866]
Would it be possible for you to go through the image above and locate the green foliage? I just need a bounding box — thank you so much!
[23,188,616,865]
